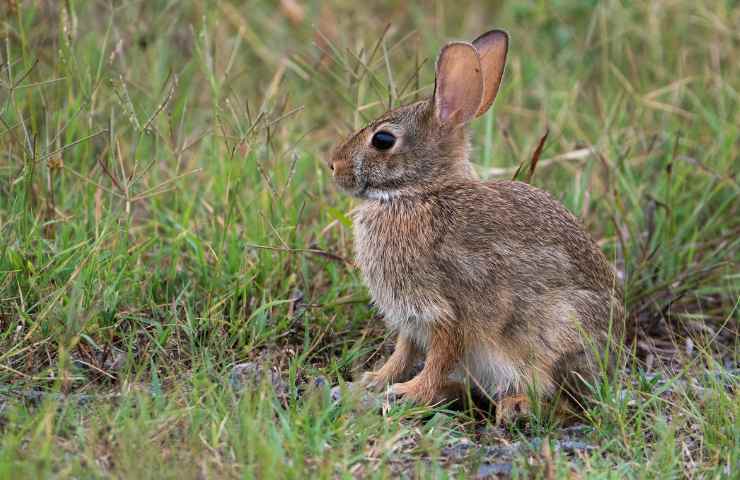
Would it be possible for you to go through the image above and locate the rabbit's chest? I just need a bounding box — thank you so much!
[353,203,450,339]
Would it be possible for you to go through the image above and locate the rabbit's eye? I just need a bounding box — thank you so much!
[371,131,396,150]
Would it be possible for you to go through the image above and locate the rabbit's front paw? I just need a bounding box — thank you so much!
[360,370,394,392]
[388,377,447,405]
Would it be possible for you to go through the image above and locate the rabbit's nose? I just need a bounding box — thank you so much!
[327,156,337,176]
[330,158,350,177]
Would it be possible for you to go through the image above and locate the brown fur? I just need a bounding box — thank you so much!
[329,30,625,411]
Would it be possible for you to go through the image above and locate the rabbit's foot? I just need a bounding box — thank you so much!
[359,334,421,391]
[360,370,396,391]
[495,394,531,425]
[389,377,435,405]
[389,377,462,406]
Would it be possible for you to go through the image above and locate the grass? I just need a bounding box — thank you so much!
[1,0,738,478]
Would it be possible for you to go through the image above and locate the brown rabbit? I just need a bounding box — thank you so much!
[329,30,625,418]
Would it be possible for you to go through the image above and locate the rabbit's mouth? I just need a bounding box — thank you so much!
[335,173,396,201]
[332,172,365,198]
[347,180,380,200]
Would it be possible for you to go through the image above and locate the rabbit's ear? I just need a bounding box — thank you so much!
[433,42,483,126]
[471,29,509,117]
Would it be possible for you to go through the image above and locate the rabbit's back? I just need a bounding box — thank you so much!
[442,180,620,300]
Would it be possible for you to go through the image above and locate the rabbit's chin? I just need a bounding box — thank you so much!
[343,182,400,201]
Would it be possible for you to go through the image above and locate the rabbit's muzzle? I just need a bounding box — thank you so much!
[328,157,350,176]
[329,153,360,193]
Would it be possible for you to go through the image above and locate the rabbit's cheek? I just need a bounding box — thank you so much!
[370,156,410,189]
[384,160,407,182]
[363,163,390,191]
[332,168,354,190]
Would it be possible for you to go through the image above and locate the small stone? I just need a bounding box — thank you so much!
[480,442,522,463]
[330,385,343,403]
[561,424,590,435]
[558,439,596,454]
[330,383,384,411]
[475,462,513,478]
[229,362,288,400]
[288,289,306,319]
[313,375,329,389]
[442,437,474,461]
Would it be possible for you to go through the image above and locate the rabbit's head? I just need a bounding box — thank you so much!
[329,30,509,200]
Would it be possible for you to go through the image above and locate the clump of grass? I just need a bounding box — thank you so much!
[1,1,738,478]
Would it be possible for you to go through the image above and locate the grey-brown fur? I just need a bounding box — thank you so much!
[329,30,625,412]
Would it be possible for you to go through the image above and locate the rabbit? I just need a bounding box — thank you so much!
[328,29,625,419]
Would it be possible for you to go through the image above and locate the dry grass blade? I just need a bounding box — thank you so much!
[511,128,549,183]
[526,128,549,183]
[245,243,355,267]
[142,73,178,134]
[40,129,108,161]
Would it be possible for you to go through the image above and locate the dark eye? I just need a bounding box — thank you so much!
[371,131,396,150]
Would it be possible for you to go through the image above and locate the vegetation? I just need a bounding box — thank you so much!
[1,1,737,478]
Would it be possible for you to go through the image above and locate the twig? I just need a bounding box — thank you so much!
[245,243,355,267]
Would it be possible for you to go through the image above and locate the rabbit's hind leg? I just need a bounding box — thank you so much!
[545,289,623,405]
